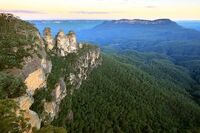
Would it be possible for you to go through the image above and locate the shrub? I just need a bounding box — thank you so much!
[0,72,26,99]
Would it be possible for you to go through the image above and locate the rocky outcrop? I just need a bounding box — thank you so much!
[14,94,41,131]
[71,47,101,88]
[17,27,101,130]
[15,95,41,130]
[19,27,101,131]
[14,30,52,132]
[15,95,34,111]
[0,13,18,21]
[67,31,77,52]
[25,68,46,95]
[0,13,101,133]
[56,30,69,56]
[43,45,101,123]
[43,78,67,123]
[43,28,54,50]
[43,28,78,56]
[25,110,41,130]
[0,14,52,132]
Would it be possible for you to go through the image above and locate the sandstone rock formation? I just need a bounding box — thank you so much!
[15,95,41,130]
[0,13,52,132]
[22,28,101,131]
[43,27,54,50]
[0,13,101,133]
[14,29,52,132]
[67,31,77,52]
[44,78,67,123]
[44,28,78,56]
[56,30,69,56]
[43,47,101,123]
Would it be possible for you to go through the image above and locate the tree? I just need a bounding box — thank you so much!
[0,72,26,99]
[0,99,31,133]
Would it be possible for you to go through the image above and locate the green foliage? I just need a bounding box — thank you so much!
[179,60,200,84]
[0,72,26,99]
[1,15,200,133]
[47,44,98,91]
[69,54,200,133]
[0,14,39,70]
[0,99,31,133]
[47,55,73,91]
[116,51,200,99]
[32,44,98,123]
[30,88,52,117]
[52,94,73,128]
[46,44,98,128]
[33,125,67,133]
[178,60,200,102]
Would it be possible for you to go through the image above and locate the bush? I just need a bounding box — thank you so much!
[0,99,31,133]
[0,72,26,99]
[33,125,67,133]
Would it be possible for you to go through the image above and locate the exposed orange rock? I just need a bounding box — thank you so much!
[25,69,46,95]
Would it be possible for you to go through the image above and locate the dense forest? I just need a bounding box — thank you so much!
[51,52,200,133]
[1,14,200,133]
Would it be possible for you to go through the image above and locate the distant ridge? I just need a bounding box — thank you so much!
[78,17,200,50]
[109,18,177,25]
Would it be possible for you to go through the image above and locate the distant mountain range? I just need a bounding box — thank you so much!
[78,19,200,43]
[104,19,177,25]
[1,15,200,132]
[30,20,104,36]
[178,20,200,31]
[77,19,200,61]
[17,18,200,132]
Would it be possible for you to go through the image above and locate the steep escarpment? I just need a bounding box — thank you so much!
[0,13,101,133]
[34,43,101,125]
[0,13,52,132]
[32,28,101,128]
[69,53,200,133]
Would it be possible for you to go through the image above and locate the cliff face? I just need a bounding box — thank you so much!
[18,29,52,133]
[43,47,101,123]
[40,30,101,128]
[0,13,52,132]
[0,13,101,133]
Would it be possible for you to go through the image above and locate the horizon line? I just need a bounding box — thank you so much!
[25,18,200,21]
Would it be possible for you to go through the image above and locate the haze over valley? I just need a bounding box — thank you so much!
[1,0,200,132]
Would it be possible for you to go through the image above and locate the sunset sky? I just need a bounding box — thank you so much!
[0,0,200,20]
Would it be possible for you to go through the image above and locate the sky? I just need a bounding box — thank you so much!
[0,0,200,20]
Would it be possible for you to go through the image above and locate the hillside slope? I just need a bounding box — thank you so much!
[78,19,200,61]
[1,14,200,133]
[78,19,200,43]
[70,53,200,133]
[0,13,101,133]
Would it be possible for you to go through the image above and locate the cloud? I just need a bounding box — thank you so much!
[70,11,119,15]
[145,5,157,8]
[0,9,45,14]
[70,11,112,14]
